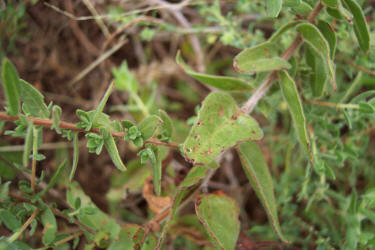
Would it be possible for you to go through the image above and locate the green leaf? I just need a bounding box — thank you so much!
[291,1,312,15]
[0,181,11,202]
[342,0,370,52]
[108,225,157,250]
[183,92,263,165]
[317,20,337,58]
[269,20,304,43]
[195,193,240,250]
[146,145,162,196]
[322,0,338,7]
[0,209,21,232]
[158,109,173,141]
[305,47,328,97]
[296,23,336,90]
[41,207,57,245]
[266,0,282,17]
[180,166,209,188]
[359,102,375,114]
[38,160,66,198]
[237,141,288,242]
[283,0,301,7]
[101,128,126,171]
[279,71,311,159]
[51,105,62,134]
[176,52,252,92]
[112,61,139,93]
[91,82,114,130]
[138,115,163,141]
[19,79,49,118]
[23,121,33,167]
[1,58,20,116]
[69,132,79,181]
[234,42,291,74]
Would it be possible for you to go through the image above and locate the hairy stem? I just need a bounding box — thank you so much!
[8,208,40,243]
[241,2,323,114]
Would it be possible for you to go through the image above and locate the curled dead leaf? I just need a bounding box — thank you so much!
[142,177,171,214]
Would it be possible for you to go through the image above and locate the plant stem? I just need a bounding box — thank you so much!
[241,2,323,114]
[130,92,150,117]
[311,101,359,109]
[0,111,179,148]
[31,127,38,193]
[8,208,40,243]
[54,231,84,246]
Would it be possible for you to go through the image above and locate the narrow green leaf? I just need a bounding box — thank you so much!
[138,115,163,141]
[176,52,252,91]
[1,58,20,116]
[342,0,370,52]
[69,132,79,181]
[305,47,329,97]
[322,0,338,7]
[19,79,49,118]
[266,0,282,17]
[41,207,57,245]
[317,20,337,58]
[0,181,11,202]
[51,105,62,134]
[359,102,375,114]
[91,82,114,129]
[0,209,21,232]
[147,145,162,196]
[269,20,304,43]
[279,71,311,159]
[101,128,126,171]
[158,109,173,141]
[296,23,336,90]
[38,160,66,198]
[234,42,291,74]
[23,121,34,167]
[237,141,288,243]
[180,166,209,188]
[183,92,263,165]
[195,193,240,250]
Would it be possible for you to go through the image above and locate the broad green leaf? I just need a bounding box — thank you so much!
[0,209,21,232]
[296,23,336,89]
[176,52,252,91]
[283,0,301,7]
[51,105,62,134]
[146,145,161,196]
[342,0,370,52]
[291,1,312,15]
[195,193,240,250]
[19,79,49,118]
[101,128,126,171]
[326,6,344,19]
[112,61,138,93]
[269,20,304,43]
[322,0,338,7]
[38,160,66,198]
[317,20,337,58]
[183,92,263,165]
[41,207,57,245]
[359,102,375,114]
[158,109,173,141]
[91,82,114,130]
[23,121,33,167]
[138,115,163,141]
[237,141,288,243]
[266,0,282,17]
[69,132,79,181]
[279,71,310,159]
[108,225,157,250]
[305,47,328,97]
[234,42,291,74]
[1,58,20,116]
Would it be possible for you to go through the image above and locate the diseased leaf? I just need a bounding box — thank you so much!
[296,23,336,90]
[237,141,288,243]
[342,0,370,52]
[23,121,33,167]
[101,128,126,171]
[19,79,49,118]
[183,92,263,165]
[0,209,21,232]
[69,132,79,181]
[41,207,57,245]
[234,42,291,74]
[1,58,20,116]
[91,82,114,130]
[266,0,282,17]
[138,115,163,141]
[279,71,311,159]
[195,193,240,250]
[317,20,337,58]
[176,52,252,91]
[180,166,209,188]
[108,225,157,250]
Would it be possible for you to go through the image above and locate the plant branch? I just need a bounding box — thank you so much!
[8,208,40,243]
[241,2,323,114]
[0,111,179,148]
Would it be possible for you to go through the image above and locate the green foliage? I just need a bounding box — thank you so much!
[1,58,20,116]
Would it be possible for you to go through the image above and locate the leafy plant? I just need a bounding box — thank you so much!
[0,0,374,249]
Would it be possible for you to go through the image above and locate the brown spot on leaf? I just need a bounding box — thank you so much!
[218,106,224,116]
